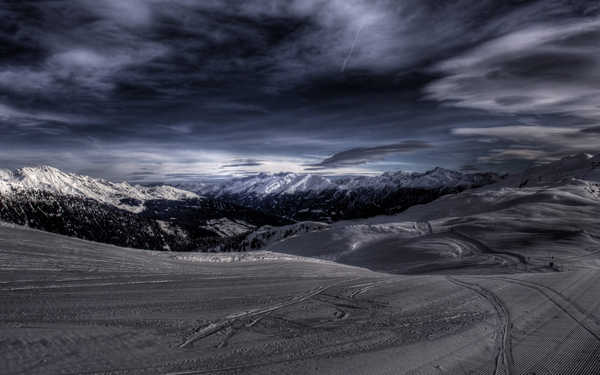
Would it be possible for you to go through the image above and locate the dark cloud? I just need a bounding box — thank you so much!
[581,126,600,134]
[307,141,432,169]
[0,1,598,180]
[450,124,600,166]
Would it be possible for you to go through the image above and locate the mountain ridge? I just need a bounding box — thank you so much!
[174,167,502,197]
[0,165,199,213]
[170,167,502,222]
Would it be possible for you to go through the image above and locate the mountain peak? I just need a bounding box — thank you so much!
[20,165,60,172]
[0,165,199,212]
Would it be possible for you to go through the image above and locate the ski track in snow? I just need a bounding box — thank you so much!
[447,276,515,375]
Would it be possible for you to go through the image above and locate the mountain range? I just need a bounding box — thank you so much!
[175,168,501,221]
[180,167,500,196]
[0,164,501,251]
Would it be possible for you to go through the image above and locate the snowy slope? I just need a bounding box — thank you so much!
[0,166,199,213]
[256,179,600,273]
[245,153,600,274]
[337,167,498,190]
[507,153,600,187]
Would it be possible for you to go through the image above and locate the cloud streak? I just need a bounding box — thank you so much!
[427,17,600,121]
[452,125,600,165]
[220,159,264,168]
[307,141,432,169]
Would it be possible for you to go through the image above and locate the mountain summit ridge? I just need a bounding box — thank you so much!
[0,165,199,213]
[177,167,502,197]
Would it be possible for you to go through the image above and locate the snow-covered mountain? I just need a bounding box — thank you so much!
[175,168,501,222]
[0,165,198,213]
[180,168,500,197]
[178,173,337,196]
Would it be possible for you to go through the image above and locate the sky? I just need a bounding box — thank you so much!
[1,0,600,182]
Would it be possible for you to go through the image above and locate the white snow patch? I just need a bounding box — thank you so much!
[201,218,256,238]
[173,250,334,264]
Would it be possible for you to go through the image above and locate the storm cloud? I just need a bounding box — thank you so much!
[1,1,599,180]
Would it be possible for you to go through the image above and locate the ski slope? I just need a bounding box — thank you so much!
[1,221,600,374]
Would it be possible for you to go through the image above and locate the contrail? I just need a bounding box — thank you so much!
[341,25,364,73]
